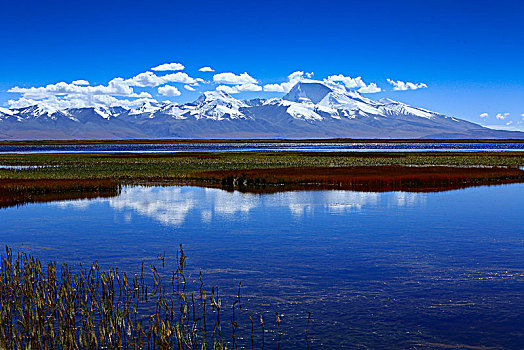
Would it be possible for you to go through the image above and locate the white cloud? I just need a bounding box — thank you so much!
[325,74,366,89]
[387,79,428,91]
[8,95,157,110]
[506,121,513,126]
[262,83,286,92]
[72,80,90,85]
[216,83,263,94]
[8,79,147,98]
[213,72,258,85]
[357,83,381,94]
[4,63,429,111]
[7,75,155,110]
[216,85,240,94]
[157,85,181,97]
[163,72,196,84]
[107,78,143,96]
[125,72,164,87]
[191,78,206,86]
[496,113,509,120]
[7,66,196,110]
[288,71,313,80]
[235,83,262,92]
[324,74,382,93]
[263,71,314,93]
[126,71,196,87]
[151,62,185,71]
[480,113,489,118]
[7,66,195,109]
[263,71,380,94]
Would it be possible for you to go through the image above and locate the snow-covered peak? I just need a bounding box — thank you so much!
[12,104,59,119]
[244,98,266,107]
[158,103,186,118]
[194,90,241,105]
[377,99,436,120]
[187,90,248,120]
[281,81,383,115]
[283,82,333,104]
[0,90,519,139]
[378,98,398,105]
[0,107,15,116]
[194,91,248,109]
[129,101,164,116]
[93,107,113,119]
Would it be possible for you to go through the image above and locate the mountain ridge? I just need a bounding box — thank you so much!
[1,82,522,140]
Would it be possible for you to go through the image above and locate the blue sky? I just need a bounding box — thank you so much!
[1,0,523,129]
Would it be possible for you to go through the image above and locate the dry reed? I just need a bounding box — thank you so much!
[0,245,302,349]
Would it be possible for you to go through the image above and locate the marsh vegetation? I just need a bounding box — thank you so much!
[0,152,523,207]
[0,245,298,349]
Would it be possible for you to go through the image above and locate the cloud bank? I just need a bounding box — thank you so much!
[213,72,258,85]
[5,61,427,110]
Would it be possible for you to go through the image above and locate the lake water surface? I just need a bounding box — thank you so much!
[1,142,524,154]
[1,184,523,348]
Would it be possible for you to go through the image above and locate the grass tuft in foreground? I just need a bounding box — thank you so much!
[0,245,296,349]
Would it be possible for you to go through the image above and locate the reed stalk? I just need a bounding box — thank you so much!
[0,245,305,349]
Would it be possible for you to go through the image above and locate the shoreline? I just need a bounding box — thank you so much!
[1,138,524,146]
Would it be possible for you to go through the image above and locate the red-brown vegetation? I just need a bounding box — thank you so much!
[196,165,524,192]
[0,179,120,208]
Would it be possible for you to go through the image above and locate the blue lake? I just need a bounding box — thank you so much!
[1,184,523,348]
[1,142,524,154]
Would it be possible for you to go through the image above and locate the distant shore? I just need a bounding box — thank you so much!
[1,138,524,145]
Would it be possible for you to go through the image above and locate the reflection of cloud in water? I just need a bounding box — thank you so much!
[282,191,426,218]
[109,187,194,226]
[107,186,259,226]
[50,186,427,227]
[203,188,257,217]
[53,199,95,210]
[326,191,380,213]
[201,210,212,223]
[392,192,426,207]
[285,191,380,218]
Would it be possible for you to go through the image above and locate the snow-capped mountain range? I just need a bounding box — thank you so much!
[0,82,522,139]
